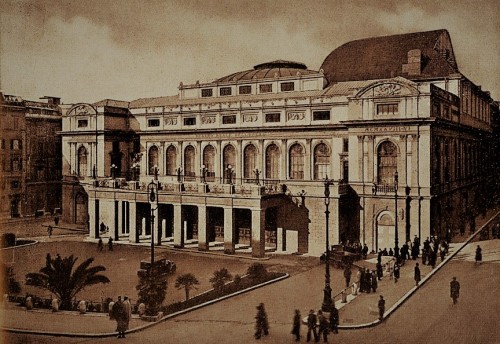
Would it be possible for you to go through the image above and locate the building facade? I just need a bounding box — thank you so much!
[0,93,63,220]
[60,30,500,257]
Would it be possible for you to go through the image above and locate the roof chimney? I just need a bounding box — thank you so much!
[402,49,422,76]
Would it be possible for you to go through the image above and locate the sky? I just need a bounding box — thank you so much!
[1,0,499,104]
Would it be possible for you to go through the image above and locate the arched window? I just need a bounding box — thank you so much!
[77,146,87,177]
[265,144,280,180]
[166,145,177,176]
[184,145,195,180]
[148,146,159,175]
[203,145,215,181]
[223,145,236,183]
[314,143,330,180]
[377,141,397,185]
[289,143,304,180]
[244,144,257,180]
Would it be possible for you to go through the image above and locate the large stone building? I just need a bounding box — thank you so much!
[60,30,500,257]
[0,93,63,219]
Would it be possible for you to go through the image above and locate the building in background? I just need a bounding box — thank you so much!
[0,93,63,220]
[59,30,500,257]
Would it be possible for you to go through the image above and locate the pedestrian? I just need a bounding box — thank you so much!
[111,296,127,338]
[388,248,394,256]
[355,267,362,292]
[378,295,385,320]
[47,225,53,238]
[329,305,339,334]
[54,216,59,226]
[123,296,131,335]
[393,262,400,283]
[108,237,113,251]
[254,303,269,339]
[97,238,104,252]
[291,309,301,342]
[306,309,318,342]
[317,309,329,343]
[414,263,421,286]
[371,270,378,292]
[362,243,369,259]
[343,265,352,288]
[475,245,482,265]
[450,277,460,304]
[376,261,383,280]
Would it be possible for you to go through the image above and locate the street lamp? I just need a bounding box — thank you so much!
[147,167,159,266]
[226,165,233,184]
[322,176,334,312]
[394,171,399,259]
[110,164,117,179]
[201,164,207,183]
[254,169,261,185]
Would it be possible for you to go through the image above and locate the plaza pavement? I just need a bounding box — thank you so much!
[2,209,499,338]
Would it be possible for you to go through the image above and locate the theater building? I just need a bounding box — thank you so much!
[60,30,499,257]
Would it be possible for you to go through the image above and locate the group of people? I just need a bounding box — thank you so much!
[109,296,132,339]
[352,266,378,294]
[97,237,114,251]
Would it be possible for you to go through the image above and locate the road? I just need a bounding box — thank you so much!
[4,240,500,344]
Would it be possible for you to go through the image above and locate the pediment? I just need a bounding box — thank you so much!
[355,77,419,99]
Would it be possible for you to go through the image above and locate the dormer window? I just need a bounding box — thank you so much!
[239,85,252,95]
[201,88,213,97]
[377,103,399,116]
[259,84,273,93]
[219,87,232,96]
[280,82,294,92]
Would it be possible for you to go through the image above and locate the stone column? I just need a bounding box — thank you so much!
[251,208,266,258]
[224,207,235,254]
[89,197,96,239]
[173,204,183,247]
[129,201,137,242]
[198,206,208,250]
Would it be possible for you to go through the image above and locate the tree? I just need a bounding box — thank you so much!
[136,266,167,315]
[25,253,110,310]
[209,268,232,293]
[247,263,268,279]
[175,273,199,301]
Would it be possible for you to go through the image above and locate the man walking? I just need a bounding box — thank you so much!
[329,305,339,334]
[47,225,53,238]
[343,265,352,288]
[450,277,460,304]
[378,295,385,320]
[317,310,329,343]
[414,263,421,286]
[306,309,318,342]
[108,237,113,251]
[254,303,269,339]
[291,309,301,342]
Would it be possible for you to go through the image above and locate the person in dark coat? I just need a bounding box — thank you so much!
[414,263,421,286]
[343,266,352,288]
[359,268,366,293]
[364,268,371,293]
[306,309,318,342]
[108,237,113,251]
[362,244,369,259]
[111,296,127,338]
[388,248,394,256]
[291,309,301,342]
[317,310,329,343]
[329,305,339,334]
[376,261,383,280]
[450,277,460,304]
[475,245,482,265]
[378,295,385,320]
[97,238,104,252]
[254,303,269,339]
[393,262,400,283]
[371,270,378,292]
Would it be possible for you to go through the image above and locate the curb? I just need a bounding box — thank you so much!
[337,209,500,330]
[1,273,289,337]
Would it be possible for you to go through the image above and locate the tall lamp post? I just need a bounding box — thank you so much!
[254,169,261,185]
[147,167,159,266]
[322,176,334,312]
[201,164,207,183]
[226,165,233,184]
[394,171,399,258]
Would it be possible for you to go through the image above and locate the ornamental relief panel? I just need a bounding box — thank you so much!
[201,115,216,124]
[374,84,401,96]
[287,111,305,121]
[243,114,258,122]
[164,116,178,126]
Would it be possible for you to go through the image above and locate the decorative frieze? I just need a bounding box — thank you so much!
[287,111,305,121]
[374,84,401,96]
[164,116,178,126]
[243,114,258,122]
[201,115,216,124]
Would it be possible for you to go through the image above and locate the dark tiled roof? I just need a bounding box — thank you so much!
[320,30,460,84]
[93,99,130,108]
[217,60,318,83]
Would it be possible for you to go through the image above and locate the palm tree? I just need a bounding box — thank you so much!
[175,273,199,301]
[209,268,232,293]
[136,266,168,315]
[25,253,110,310]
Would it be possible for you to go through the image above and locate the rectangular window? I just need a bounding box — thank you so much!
[11,139,21,150]
[77,119,88,128]
[201,88,213,97]
[11,157,21,172]
[343,138,349,152]
[376,103,399,116]
[265,113,281,123]
[313,111,330,121]
[280,82,294,92]
[148,119,160,127]
[184,117,196,126]
[259,84,273,93]
[13,118,19,129]
[219,87,232,96]
[239,85,252,95]
[222,115,236,124]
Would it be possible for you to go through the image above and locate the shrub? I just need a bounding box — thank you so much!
[209,268,232,294]
[246,263,268,279]
[233,274,242,287]
[1,233,16,248]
